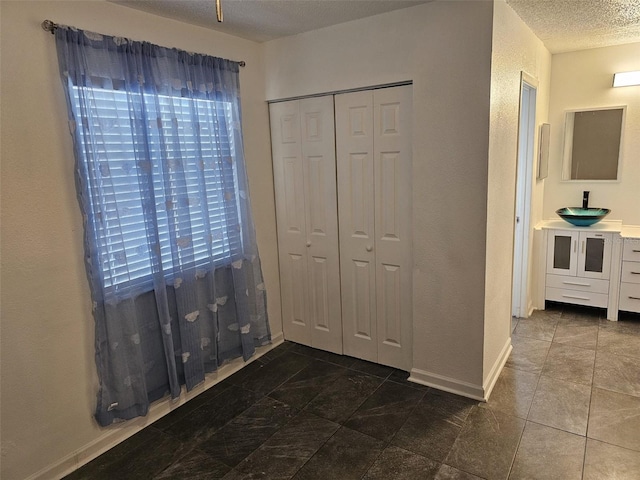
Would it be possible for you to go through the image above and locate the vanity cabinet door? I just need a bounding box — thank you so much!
[577,232,612,280]
[547,231,579,276]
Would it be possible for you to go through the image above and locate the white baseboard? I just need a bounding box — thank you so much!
[27,333,285,480]
[408,336,512,403]
[482,337,512,401]
[408,368,485,401]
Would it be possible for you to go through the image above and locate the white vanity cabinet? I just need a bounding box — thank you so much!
[619,237,640,313]
[545,229,613,308]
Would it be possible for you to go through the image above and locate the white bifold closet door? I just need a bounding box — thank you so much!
[269,96,343,354]
[335,85,412,370]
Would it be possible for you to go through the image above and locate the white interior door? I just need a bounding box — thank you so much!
[299,96,343,353]
[373,86,412,370]
[335,90,377,362]
[512,76,537,318]
[270,100,310,346]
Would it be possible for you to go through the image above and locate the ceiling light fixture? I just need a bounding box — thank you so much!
[612,71,640,87]
[216,0,223,22]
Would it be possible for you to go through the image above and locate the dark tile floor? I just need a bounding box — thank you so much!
[65,304,640,480]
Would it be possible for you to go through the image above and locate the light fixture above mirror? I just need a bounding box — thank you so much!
[613,71,640,87]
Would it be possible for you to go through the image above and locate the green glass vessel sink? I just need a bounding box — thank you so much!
[556,207,611,226]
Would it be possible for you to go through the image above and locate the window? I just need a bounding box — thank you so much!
[71,86,243,292]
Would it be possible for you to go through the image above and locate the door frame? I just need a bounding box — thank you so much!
[512,72,538,318]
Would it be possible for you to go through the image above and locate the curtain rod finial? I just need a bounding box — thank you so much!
[42,20,57,34]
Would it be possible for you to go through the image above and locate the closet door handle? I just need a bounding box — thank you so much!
[366,245,373,252]
[306,241,311,247]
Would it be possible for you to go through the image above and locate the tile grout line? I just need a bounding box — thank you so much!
[350,376,429,479]
[580,313,604,479]
[244,409,342,480]
[286,426,337,480]
[268,355,398,479]
[506,418,528,480]
[381,384,428,447]
[580,429,589,480]
[585,314,603,441]
[174,354,311,467]
[522,337,550,421]
[247,356,357,473]
[514,308,559,479]
[512,306,569,479]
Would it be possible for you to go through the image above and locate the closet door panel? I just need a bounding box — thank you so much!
[336,91,377,362]
[287,253,309,328]
[309,255,330,331]
[380,263,402,346]
[374,85,412,370]
[270,101,310,346]
[300,97,342,353]
[352,260,375,333]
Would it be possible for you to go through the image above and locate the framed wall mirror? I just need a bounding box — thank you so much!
[562,106,625,181]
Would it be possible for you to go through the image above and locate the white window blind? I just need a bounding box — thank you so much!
[71,86,242,291]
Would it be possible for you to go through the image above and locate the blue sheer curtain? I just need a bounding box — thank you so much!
[54,26,270,426]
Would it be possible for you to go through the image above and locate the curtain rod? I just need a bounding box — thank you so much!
[41,19,246,67]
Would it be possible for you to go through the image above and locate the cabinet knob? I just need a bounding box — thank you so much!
[366,245,373,252]
[306,241,311,247]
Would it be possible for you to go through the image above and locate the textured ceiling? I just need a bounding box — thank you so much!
[507,0,640,53]
[110,0,432,43]
[110,0,640,51]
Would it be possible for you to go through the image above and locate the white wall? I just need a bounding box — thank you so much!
[265,0,495,395]
[545,42,640,226]
[484,1,551,384]
[0,2,279,479]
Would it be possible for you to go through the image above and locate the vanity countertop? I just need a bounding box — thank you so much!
[537,220,640,238]
[621,225,640,239]
[538,219,623,233]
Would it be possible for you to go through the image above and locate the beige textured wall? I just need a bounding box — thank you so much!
[265,0,494,390]
[0,2,278,479]
[545,42,640,225]
[484,1,551,382]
